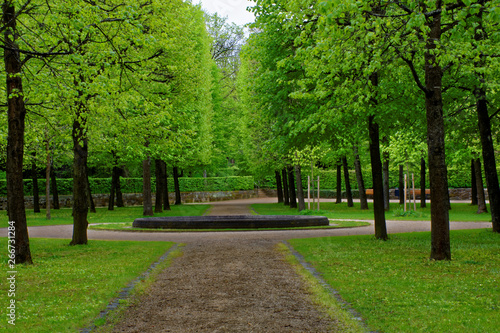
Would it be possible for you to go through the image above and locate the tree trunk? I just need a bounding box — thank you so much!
[32,160,40,213]
[143,154,153,216]
[382,152,390,211]
[295,164,306,211]
[342,156,353,207]
[275,170,284,203]
[173,166,182,205]
[86,172,96,213]
[354,145,368,209]
[4,2,32,263]
[45,142,51,220]
[420,158,426,208]
[336,162,342,204]
[425,11,450,260]
[108,167,116,210]
[50,166,60,209]
[288,166,297,209]
[155,159,163,213]
[471,159,478,205]
[474,158,488,214]
[116,167,124,207]
[282,168,289,206]
[398,165,405,205]
[161,161,170,210]
[70,102,89,246]
[368,114,387,240]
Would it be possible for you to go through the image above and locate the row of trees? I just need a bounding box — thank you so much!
[2,1,247,264]
[239,0,500,260]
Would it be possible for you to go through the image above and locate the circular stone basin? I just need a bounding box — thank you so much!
[132,215,329,229]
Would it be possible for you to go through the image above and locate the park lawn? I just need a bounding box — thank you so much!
[252,202,493,222]
[1,238,175,332]
[288,229,500,333]
[1,204,210,227]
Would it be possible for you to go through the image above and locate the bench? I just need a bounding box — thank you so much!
[365,189,430,197]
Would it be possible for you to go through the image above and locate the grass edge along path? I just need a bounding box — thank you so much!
[0,239,176,332]
[277,242,367,333]
[288,229,500,333]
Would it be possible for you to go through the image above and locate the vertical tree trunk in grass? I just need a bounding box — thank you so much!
[116,167,124,207]
[71,102,89,246]
[50,167,59,209]
[45,141,51,220]
[368,114,387,241]
[336,162,342,204]
[108,166,117,210]
[342,156,353,207]
[399,165,405,205]
[354,145,368,210]
[288,166,297,208]
[420,158,426,208]
[282,168,289,206]
[474,158,488,214]
[154,159,163,213]
[295,164,305,211]
[143,153,153,216]
[275,170,284,203]
[32,160,40,213]
[4,1,32,264]
[425,10,450,260]
[382,152,390,211]
[173,166,182,205]
[471,159,477,205]
[161,161,170,211]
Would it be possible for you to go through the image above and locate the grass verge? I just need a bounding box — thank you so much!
[1,204,210,227]
[277,243,366,333]
[252,202,493,222]
[288,229,500,332]
[0,238,175,332]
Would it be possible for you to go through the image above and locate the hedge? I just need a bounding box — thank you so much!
[0,176,255,197]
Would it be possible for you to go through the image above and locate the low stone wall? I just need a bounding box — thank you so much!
[0,190,260,210]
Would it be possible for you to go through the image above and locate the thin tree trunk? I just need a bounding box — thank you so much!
[420,157,426,208]
[368,114,387,240]
[336,162,342,204]
[342,156,353,207]
[70,101,89,246]
[471,159,478,205]
[276,170,284,203]
[399,165,405,205]
[32,160,40,213]
[108,167,116,210]
[288,166,297,209]
[282,168,289,206]
[295,164,306,211]
[86,172,96,213]
[173,166,182,205]
[50,165,59,209]
[425,11,450,260]
[383,152,390,211]
[474,158,488,214]
[161,161,170,210]
[116,167,124,207]
[45,140,51,220]
[354,145,368,210]
[4,2,32,263]
[143,153,153,216]
[154,159,163,213]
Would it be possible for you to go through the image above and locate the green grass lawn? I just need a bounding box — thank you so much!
[252,202,493,222]
[1,204,210,227]
[288,229,500,333]
[0,238,176,332]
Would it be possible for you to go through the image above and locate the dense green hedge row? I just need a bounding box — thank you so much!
[258,167,475,190]
[0,176,255,196]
